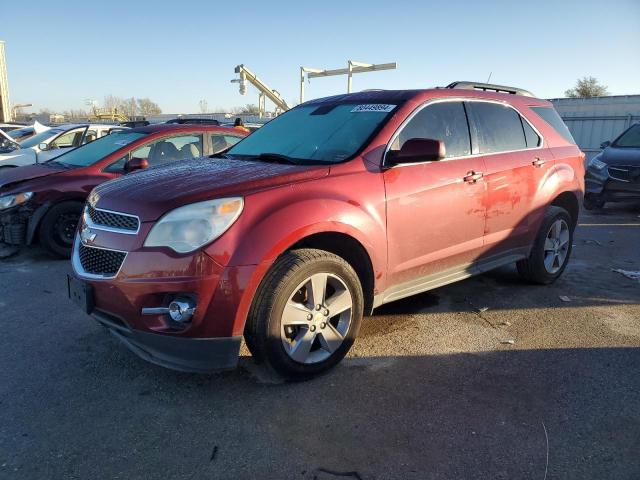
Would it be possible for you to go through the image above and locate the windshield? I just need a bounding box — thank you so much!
[226,103,398,163]
[52,131,148,167]
[20,129,63,148]
[613,124,640,148]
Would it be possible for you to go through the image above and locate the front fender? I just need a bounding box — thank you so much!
[216,196,386,272]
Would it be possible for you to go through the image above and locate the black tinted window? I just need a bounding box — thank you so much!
[531,106,575,144]
[397,102,471,158]
[467,102,527,154]
[521,117,541,148]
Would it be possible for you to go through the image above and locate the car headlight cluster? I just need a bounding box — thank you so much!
[0,192,33,211]
[588,156,607,171]
[144,197,244,253]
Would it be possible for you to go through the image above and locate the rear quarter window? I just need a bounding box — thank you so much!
[531,106,575,144]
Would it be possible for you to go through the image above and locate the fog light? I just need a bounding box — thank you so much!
[168,298,196,323]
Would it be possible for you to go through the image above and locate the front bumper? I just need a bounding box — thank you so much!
[0,203,48,246]
[93,309,241,373]
[586,167,640,201]
[70,228,258,372]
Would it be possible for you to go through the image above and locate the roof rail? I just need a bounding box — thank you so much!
[446,81,536,98]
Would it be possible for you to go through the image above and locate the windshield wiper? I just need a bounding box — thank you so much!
[257,153,300,165]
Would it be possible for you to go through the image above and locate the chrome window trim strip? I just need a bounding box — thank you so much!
[382,97,545,168]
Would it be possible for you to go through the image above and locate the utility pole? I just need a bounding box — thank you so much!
[0,41,11,122]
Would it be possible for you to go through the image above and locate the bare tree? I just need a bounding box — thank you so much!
[198,99,209,114]
[103,95,124,112]
[137,98,162,116]
[121,97,138,118]
[565,77,609,98]
[241,104,260,114]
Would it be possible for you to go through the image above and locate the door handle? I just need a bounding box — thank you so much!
[463,171,484,183]
[532,158,546,168]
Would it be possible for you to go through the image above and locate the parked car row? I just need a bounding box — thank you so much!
[0,123,130,168]
[584,122,640,209]
[0,124,246,256]
[1,83,585,379]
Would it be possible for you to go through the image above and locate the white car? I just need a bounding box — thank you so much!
[0,124,127,168]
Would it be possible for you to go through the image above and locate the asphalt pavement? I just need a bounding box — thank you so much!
[1,204,639,479]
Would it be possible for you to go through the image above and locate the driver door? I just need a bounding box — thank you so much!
[383,101,487,292]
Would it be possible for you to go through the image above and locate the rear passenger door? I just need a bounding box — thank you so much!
[383,101,487,289]
[465,101,552,264]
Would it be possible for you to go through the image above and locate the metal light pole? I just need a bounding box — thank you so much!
[300,60,397,103]
[0,41,11,122]
[12,103,32,119]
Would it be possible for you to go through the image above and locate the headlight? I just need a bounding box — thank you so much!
[144,197,244,253]
[588,156,607,171]
[0,192,33,211]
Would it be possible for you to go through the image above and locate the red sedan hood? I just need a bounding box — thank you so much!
[92,158,329,221]
[0,164,65,193]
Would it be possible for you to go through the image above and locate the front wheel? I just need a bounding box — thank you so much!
[244,249,364,380]
[583,194,605,210]
[39,201,84,258]
[517,206,574,284]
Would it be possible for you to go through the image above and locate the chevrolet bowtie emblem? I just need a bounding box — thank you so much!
[80,225,97,245]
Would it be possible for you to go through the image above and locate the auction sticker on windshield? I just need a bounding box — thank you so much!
[350,104,396,113]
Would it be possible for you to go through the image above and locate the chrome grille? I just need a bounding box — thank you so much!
[87,205,139,232]
[78,244,126,277]
[608,165,640,183]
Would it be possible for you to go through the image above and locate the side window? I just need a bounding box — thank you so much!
[104,154,129,173]
[395,102,471,158]
[50,129,85,149]
[211,133,242,154]
[144,134,204,167]
[83,130,97,144]
[467,102,527,154]
[521,117,540,148]
[531,106,576,144]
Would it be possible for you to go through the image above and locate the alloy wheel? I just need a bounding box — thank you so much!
[543,219,570,274]
[280,272,353,364]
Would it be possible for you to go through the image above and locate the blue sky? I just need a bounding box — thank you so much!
[2,0,639,114]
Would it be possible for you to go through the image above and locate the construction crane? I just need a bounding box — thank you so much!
[231,65,289,116]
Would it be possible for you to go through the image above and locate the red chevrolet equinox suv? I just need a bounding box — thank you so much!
[69,82,585,379]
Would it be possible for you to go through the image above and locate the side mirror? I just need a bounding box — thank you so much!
[38,142,49,151]
[387,138,446,165]
[125,157,149,173]
[600,140,611,149]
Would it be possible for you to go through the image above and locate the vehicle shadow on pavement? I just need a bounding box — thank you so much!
[3,338,638,479]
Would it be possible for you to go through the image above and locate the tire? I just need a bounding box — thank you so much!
[517,206,574,284]
[583,194,605,210]
[39,201,84,258]
[244,248,364,380]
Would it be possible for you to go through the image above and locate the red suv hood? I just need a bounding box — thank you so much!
[0,164,65,193]
[92,158,330,221]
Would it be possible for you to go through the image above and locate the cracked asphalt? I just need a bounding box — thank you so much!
[1,203,639,479]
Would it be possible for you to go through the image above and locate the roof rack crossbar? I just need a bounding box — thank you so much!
[446,81,535,98]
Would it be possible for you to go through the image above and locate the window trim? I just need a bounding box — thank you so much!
[383,98,545,168]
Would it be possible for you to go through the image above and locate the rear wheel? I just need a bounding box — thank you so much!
[244,248,363,380]
[517,206,573,284]
[39,201,83,258]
